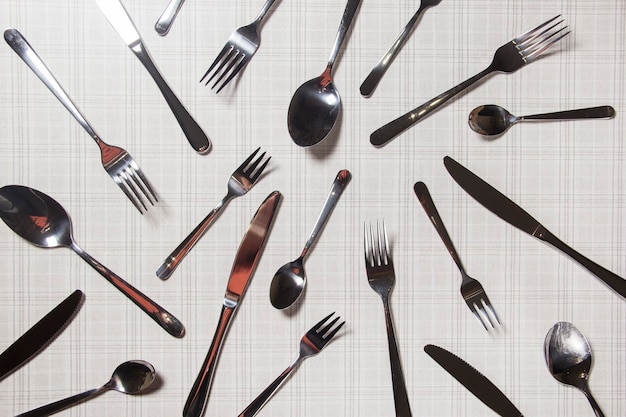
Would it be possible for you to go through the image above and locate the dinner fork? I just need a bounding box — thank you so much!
[364,221,412,417]
[4,28,157,214]
[156,148,270,279]
[371,15,570,146]
[237,313,345,417]
[201,0,278,93]
[414,181,499,330]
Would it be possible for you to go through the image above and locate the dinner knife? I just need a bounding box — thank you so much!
[424,344,524,417]
[184,190,281,417]
[94,0,211,154]
[444,155,626,300]
[0,289,83,382]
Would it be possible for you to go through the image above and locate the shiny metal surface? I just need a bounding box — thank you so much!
[360,0,442,97]
[414,181,499,330]
[237,313,344,417]
[4,28,157,214]
[156,148,270,280]
[371,15,569,147]
[545,322,605,417]
[269,169,351,309]
[155,0,186,36]
[201,0,278,93]
[184,191,281,417]
[443,155,626,299]
[287,0,362,147]
[469,104,616,136]
[94,0,211,154]
[16,360,156,417]
[0,185,185,338]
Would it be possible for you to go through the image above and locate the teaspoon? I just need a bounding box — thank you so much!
[469,104,615,136]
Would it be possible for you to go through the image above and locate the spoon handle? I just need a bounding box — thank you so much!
[521,105,615,120]
[581,383,605,417]
[154,0,186,36]
[15,386,107,417]
[327,0,362,68]
[69,243,186,338]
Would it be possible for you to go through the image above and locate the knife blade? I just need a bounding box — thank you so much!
[0,289,83,382]
[424,344,523,417]
[184,190,281,417]
[443,155,626,299]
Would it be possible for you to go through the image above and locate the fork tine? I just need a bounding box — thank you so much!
[126,166,156,206]
[480,296,500,326]
[249,154,271,182]
[200,45,232,84]
[211,53,244,91]
[513,15,561,44]
[215,58,248,94]
[520,27,570,63]
[244,150,267,174]
[209,49,240,87]
[313,312,345,340]
[467,302,490,330]
[130,162,159,204]
[114,172,147,213]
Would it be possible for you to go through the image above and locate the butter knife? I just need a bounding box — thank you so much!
[0,290,83,382]
[424,344,524,417]
[183,190,281,417]
[94,0,211,154]
[444,156,626,300]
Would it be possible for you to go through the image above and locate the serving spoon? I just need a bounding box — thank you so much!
[269,170,351,309]
[544,322,605,417]
[287,0,362,147]
[469,104,615,136]
[16,360,156,417]
[0,185,185,338]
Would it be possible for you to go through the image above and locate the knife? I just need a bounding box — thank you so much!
[94,0,211,154]
[0,289,83,382]
[424,344,524,417]
[183,190,281,417]
[443,156,626,300]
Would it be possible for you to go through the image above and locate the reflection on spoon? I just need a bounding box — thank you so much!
[544,322,605,417]
[16,360,156,417]
[468,104,615,136]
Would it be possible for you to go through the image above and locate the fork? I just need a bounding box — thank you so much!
[4,28,157,214]
[236,313,345,417]
[200,0,278,93]
[156,148,270,279]
[364,221,412,417]
[414,181,500,330]
[370,15,570,146]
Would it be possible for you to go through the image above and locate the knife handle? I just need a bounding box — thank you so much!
[154,0,186,36]
[537,226,626,299]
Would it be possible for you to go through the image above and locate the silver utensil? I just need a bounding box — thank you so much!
[155,0,186,36]
[371,15,569,147]
[287,0,362,147]
[469,104,616,136]
[360,0,443,97]
[94,0,211,154]
[16,360,155,417]
[364,221,412,417]
[236,313,345,417]
[269,169,351,309]
[0,185,185,338]
[201,0,279,93]
[156,148,270,280]
[4,28,157,214]
[545,322,605,417]
[414,181,500,330]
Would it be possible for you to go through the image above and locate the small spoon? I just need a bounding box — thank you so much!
[270,170,351,309]
[287,0,362,147]
[16,360,156,417]
[0,185,185,338]
[469,104,615,136]
[544,322,605,417]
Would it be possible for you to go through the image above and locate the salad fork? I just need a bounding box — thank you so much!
[364,221,412,417]
[201,0,279,93]
[156,148,270,279]
[414,181,499,330]
[237,313,345,417]
[4,28,157,214]
[371,15,570,146]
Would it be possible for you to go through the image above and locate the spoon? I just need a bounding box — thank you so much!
[287,0,362,147]
[270,169,351,309]
[16,360,156,417]
[544,322,605,417]
[469,104,615,136]
[0,185,185,338]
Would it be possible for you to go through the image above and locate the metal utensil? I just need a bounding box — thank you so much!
[4,28,158,214]
[155,0,186,36]
[371,15,569,147]
[236,313,345,417]
[0,185,185,338]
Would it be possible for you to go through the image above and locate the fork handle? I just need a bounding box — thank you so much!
[370,66,493,147]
